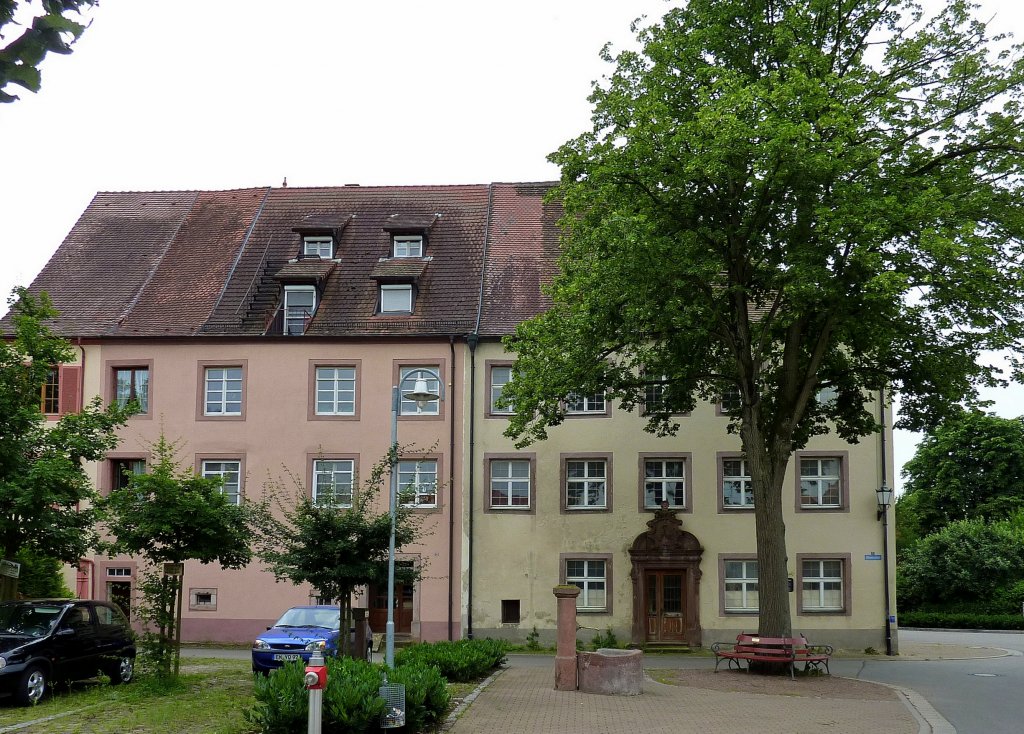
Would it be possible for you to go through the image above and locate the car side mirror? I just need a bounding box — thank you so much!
[56,627,75,636]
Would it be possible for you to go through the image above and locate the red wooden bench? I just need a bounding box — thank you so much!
[711,633,833,679]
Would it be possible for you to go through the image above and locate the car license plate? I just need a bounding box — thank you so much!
[273,653,301,661]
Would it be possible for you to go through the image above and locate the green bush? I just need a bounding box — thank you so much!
[590,626,622,650]
[388,661,451,732]
[394,639,507,683]
[899,611,1024,630]
[245,655,448,733]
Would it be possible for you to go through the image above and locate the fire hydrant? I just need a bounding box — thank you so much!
[304,651,327,734]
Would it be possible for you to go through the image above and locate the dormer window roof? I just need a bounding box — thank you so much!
[292,214,352,260]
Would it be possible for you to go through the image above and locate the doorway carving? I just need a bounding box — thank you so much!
[629,506,704,646]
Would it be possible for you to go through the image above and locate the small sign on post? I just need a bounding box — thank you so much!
[163,563,184,576]
[0,560,21,579]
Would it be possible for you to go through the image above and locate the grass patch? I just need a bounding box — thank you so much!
[0,658,257,734]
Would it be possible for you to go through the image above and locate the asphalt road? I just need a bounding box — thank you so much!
[184,628,1024,733]
[833,629,1024,734]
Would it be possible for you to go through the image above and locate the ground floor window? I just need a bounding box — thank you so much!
[723,559,759,613]
[798,556,848,614]
[565,558,607,612]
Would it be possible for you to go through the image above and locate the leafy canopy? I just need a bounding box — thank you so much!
[0,1,96,102]
[255,449,426,604]
[501,0,1024,637]
[99,434,255,568]
[0,288,131,570]
[897,410,1024,546]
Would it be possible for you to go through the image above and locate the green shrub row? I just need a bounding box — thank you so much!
[244,656,450,734]
[899,611,1024,630]
[394,638,508,683]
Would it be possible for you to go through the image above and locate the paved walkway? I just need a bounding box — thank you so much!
[444,642,1001,734]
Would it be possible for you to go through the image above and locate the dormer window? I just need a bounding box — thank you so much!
[393,235,423,258]
[284,285,316,335]
[303,236,333,259]
[380,284,413,314]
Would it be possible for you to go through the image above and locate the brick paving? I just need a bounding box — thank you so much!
[445,664,922,734]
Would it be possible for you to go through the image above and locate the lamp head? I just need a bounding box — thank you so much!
[404,377,440,409]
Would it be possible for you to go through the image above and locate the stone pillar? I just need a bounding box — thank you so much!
[553,585,580,691]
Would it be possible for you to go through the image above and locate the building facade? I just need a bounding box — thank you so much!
[9,181,897,650]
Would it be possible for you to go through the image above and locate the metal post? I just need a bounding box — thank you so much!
[306,650,325,734]
[386,385,399,669]
[881,502,894,656]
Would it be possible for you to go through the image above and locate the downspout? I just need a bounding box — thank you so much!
[448,335,456,640]
[879,388,894,656]
[466,332,479,639]
[76,338,91,600]
[466,184,493,640]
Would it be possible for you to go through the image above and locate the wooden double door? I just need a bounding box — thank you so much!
[644,570,686,642]
[368,582,413,634]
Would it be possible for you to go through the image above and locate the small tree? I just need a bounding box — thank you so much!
[254,448,429,659]
[99,434,255,677]
[1,288,132,600]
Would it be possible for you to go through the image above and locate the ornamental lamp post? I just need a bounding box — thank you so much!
[385,368,443,668]
[876,481,895,656]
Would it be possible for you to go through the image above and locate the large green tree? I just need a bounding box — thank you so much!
[502,0,1024,639]
[1,288,131,600]
[99,435,255,677]
[0,1,96,102]
[897,411,1024,547]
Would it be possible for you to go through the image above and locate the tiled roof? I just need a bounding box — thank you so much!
[478,182,562,336]
[4,182,561,340]
[273,259,337,282]
[369,258,430,281]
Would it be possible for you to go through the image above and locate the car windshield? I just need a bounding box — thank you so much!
[273,607,339,630]
[0,603,63,637]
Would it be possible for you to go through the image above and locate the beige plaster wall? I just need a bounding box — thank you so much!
[464,341,897,651]
[79,338,463,644]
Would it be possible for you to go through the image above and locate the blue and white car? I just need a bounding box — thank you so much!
[251,605,371,674]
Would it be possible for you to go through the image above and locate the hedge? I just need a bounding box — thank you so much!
[899,611,1024,630]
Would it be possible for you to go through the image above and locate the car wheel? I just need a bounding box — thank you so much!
[16,664,48,706]
[105,656,134,685]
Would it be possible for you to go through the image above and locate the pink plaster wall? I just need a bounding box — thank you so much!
[84,338,464,643]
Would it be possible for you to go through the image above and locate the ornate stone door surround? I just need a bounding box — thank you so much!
[629,506,704,647]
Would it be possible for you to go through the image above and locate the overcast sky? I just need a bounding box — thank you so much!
[2,0,1022,488]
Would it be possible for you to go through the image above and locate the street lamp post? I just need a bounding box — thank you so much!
[876,482,895,656]
[386,368,443,668]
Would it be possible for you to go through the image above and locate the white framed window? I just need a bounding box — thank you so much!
[399,366,441,415]
[489,459,530,508]
[398,459,437,508]
[106,567,132,577]
[204,367,243,416]
[565,559,607,611]
[565,392,605,414]
[393,235,423,257]
[303,235,333,258]
[312,459,354,508]
[284,285,316,335]
[380,284,413,313]
[114,367,149,413]
[202,460,242,506]
[565,459,607,509]
[722,457,753,508]
[643,459,686,509]
[315,367,356,415]
[801,559,844,611]
[489,365,513,415]
[799,457,842,508]
[724,560,759,613]
[719,385,742,415]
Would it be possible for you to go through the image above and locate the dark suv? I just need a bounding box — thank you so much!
[0,599,136,705]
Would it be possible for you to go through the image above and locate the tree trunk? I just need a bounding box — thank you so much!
[743,428,793,639]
